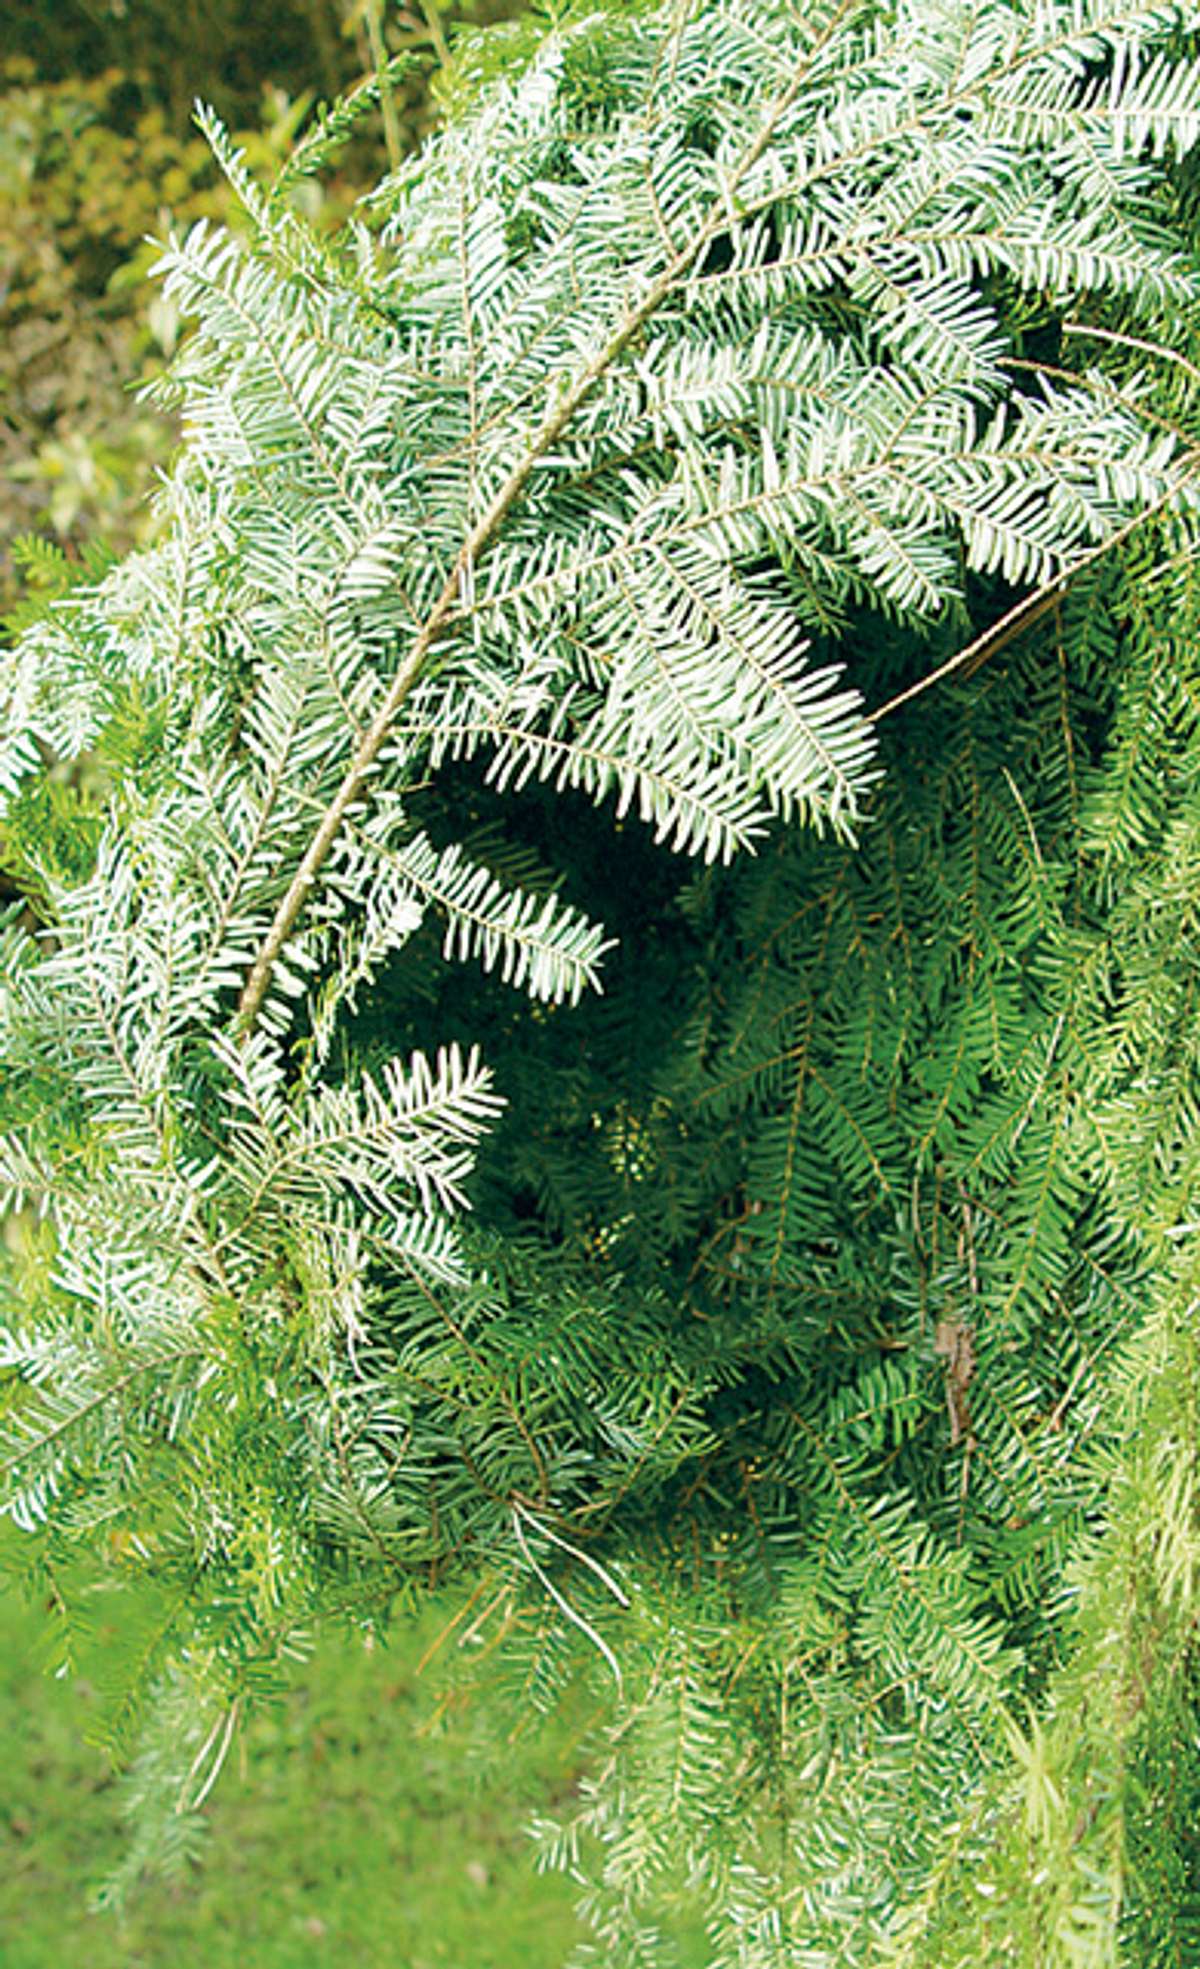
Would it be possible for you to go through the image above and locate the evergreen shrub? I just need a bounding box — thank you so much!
[5,3,1200,1959]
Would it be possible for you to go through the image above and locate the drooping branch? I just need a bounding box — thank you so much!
[235,38,828,1033]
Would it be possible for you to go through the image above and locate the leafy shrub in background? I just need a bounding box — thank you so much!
[0,5,522,608]
[0,63,314,593]
[0,0,356,125]
[0,0,517,135]
[4,2,1200,1962]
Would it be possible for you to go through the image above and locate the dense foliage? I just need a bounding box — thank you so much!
[5,2,1200,1960]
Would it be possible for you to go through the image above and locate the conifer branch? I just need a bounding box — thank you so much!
[235,55,815,1033]
[7,2,1200,1941]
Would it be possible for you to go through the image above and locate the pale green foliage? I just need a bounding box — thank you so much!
[4,2,1200,1962]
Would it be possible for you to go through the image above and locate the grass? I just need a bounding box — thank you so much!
[0,1582,598,1969]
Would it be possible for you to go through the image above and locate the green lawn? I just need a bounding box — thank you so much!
[0,1585,599,1969]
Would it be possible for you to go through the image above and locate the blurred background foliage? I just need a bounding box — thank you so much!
[0,0,521,610]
